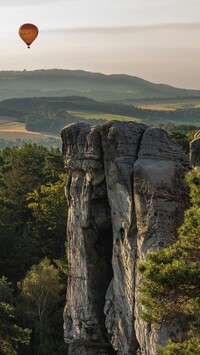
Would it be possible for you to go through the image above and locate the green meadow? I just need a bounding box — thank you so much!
[68,111,140,122]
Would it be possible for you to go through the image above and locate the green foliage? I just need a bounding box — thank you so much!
[156,124,199,154]
[0,143,68,354]
[158,337,200,355]
[18,258,67,355]
[19,258,62,321]
[169,131,190,154]
[0,137,61,150]
[0,277,30,355]
[186,171,200,206]
[0,276,13,303]
[27,174,68,259]
[139,171,200,354]
[0,144,66,281]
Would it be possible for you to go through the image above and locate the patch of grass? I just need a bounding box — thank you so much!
[68,111,140,122]
[0,118,59,140]
[137,99,200,111]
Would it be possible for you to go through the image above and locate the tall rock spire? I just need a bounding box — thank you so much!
[61,121,190,355]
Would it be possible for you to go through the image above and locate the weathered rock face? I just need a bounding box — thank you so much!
[190,131,200,171]
[61,121,190,355]
[101,121,147,353]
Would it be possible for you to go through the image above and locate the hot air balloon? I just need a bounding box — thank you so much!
[18,23,39,48]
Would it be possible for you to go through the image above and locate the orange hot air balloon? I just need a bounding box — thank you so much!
[18,23,39,48]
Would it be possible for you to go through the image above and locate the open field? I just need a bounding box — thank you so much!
[0,117,59,140]
[136,99,200,111]
[0,112,139,143]
[68,111,140,122]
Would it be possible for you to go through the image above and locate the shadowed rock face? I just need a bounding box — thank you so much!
[61,121,190,355]
[61,123,114,354]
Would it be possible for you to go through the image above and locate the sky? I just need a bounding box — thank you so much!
[1,0,200,89]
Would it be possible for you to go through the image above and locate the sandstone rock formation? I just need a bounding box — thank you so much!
[61,121,190,355]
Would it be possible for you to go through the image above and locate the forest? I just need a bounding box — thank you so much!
[0,144,68,354]
[0,128,199,355]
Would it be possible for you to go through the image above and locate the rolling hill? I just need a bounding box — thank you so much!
[0,69,200,102]
[0,96,199,135]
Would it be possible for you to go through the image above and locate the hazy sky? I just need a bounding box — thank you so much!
[1,0,200,89]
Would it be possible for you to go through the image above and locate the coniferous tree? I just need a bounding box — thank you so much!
[139,171,200,354]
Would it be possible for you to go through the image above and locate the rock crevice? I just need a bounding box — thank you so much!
[61,121,190,355]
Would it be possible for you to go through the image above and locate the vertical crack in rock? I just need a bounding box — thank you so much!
[61,123,115,355]
[100,121,147,353]
[134,128,190,355]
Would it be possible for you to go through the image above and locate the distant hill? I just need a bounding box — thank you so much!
[0,69,200,102]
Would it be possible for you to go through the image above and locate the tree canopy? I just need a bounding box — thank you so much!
[0,144,68,354]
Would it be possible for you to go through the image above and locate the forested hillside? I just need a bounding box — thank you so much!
[0,69,200,102]
[0,96,199,135]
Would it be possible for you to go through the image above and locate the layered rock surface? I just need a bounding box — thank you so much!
[61,121,190,355]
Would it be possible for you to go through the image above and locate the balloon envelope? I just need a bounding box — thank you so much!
[18,23,39,48]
